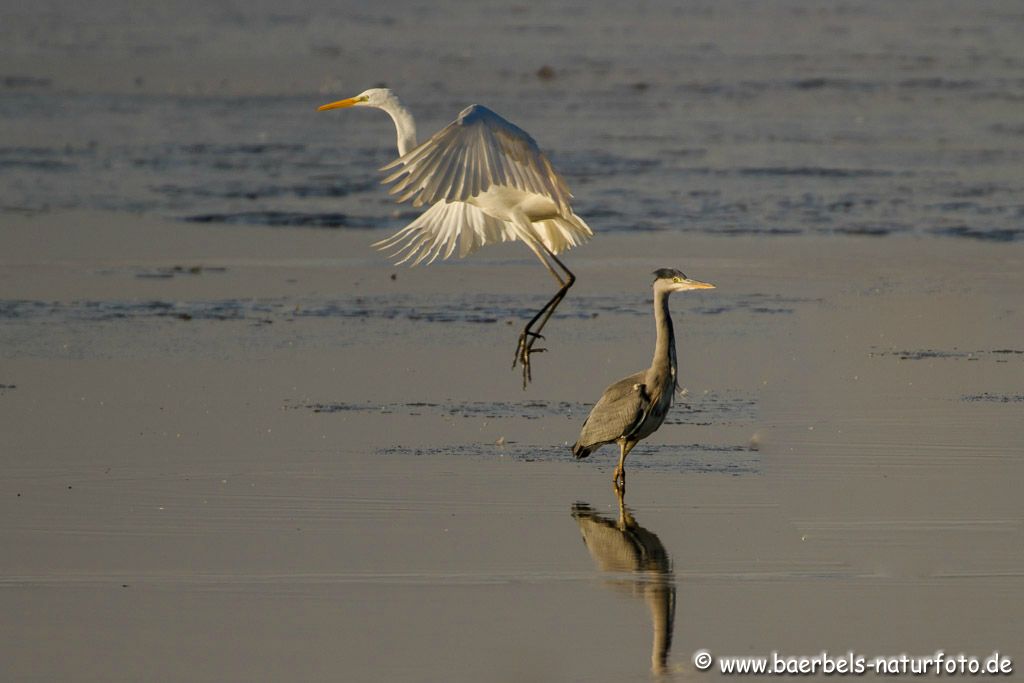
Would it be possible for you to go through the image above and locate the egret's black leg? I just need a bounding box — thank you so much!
[513,243,576,388]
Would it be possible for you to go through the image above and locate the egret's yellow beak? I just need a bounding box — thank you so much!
[685,278,715,289]
[317,96,362,112]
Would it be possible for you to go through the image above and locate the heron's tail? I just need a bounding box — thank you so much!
[572,442,592,459]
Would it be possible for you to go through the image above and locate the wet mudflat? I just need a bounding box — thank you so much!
[1,216,1021,681]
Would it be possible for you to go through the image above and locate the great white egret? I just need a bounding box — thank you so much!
[318,88,593,387]
[573,269,715,490]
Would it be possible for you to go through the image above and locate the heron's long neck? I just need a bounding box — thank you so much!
[379,100,418,156]
[652,289,677,382]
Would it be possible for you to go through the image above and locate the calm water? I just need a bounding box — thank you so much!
[1,0,1023,240]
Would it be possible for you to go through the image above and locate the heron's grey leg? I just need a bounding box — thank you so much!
[613,440,636,491]
[513,237,575,388]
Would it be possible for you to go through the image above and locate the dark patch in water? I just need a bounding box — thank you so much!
[133,265,227,279]
[991,123,1024,137]
[153,179,376,200]
[897,78,978,90]
[930,225,1024,242]
[298,391,757,427]
[945,183,1005,199]
[0,292,804,327]
[871,348,1023,361]
[717,226,804,236]
[299,399,587,420]
[833,223,908,237]
[292,300,507,324]
[176,143,306,155]
[557,151,662,178]
[664,393,758,425]
[790,77,876,91]
[736,167,894,179]
[1,76,52,88]
[376,442,759,474]
[0,159,76,171]
[0,299,262,322]
[0,383,16,391]
[183,211,354,228]
[962,393,1024,403]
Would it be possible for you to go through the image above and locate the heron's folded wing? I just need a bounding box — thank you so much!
[380,104,573,213]
[576,374,649,449]
[372,200,511,265]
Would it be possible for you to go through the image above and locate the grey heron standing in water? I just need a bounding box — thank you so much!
[573,269,715,490]
[317,88,593,387]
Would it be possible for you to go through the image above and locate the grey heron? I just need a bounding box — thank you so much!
[572,268,715,490]
[317,88,592,387]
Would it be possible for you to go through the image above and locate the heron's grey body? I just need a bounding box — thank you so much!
[573,268,714,489]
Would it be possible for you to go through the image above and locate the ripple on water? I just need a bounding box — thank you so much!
[961,393,1024,403]
[293,389,757,428]
[0,292,807,327]
[376,441,760,475]
[869,348,1023,362]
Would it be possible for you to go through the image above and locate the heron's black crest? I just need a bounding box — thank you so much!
[653,268,686,281]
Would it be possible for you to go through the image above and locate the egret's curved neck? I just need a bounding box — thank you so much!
[377,99,417,157]
[652,289,677,381]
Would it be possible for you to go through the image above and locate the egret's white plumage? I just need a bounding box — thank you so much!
[378,104,592,261]
[318,88,592,385]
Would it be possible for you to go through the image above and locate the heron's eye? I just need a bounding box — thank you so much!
[672,277,682,283]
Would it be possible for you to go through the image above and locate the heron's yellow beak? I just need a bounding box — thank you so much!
[317,96,362,112]
[685,278,715,289]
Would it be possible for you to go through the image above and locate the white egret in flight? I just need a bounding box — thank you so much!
[318,88,593,387]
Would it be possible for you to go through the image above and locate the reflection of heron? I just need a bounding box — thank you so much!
[573,269,715,489]
[572,488,675,674]
[318,88,592,387]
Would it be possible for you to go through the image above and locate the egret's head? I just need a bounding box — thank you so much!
[317,88,397,112]
[652,268,715,294]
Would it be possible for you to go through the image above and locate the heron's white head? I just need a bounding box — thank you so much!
[317,88,400,112]
[652,268,715,294]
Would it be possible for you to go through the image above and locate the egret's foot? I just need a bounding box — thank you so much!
[512,329,548,388]
[515,345,546,389]
[512,331,544,362]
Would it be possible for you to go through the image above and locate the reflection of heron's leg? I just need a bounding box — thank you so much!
[612,440,637,490]
[614,485,637,530]
[513,237,575,387]
[649,580,675,675]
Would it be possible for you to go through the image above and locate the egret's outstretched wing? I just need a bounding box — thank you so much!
[531,212,593,254]
[372,200,510,265]
[380,105,574,213]
[576,373,650,450]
